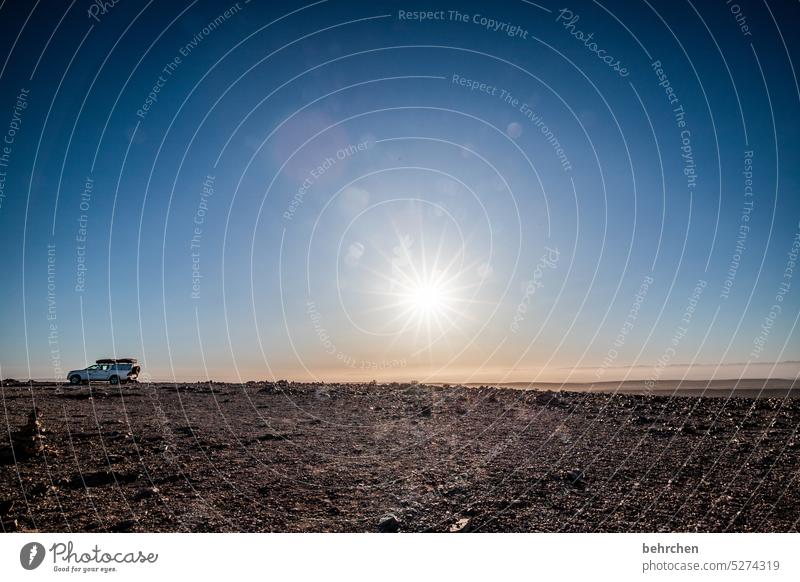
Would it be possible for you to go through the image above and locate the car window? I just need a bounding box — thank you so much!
[88,364,99,370]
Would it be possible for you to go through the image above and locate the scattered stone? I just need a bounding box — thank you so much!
[133,487,159,501]
[680,423,699,435]
[258,383,279,394]
[0,408,48,464]
[377,513,400,532]
[27,482,50,497]
[444,485,467,497]
[534,391,563,406]
[449,517,472,532]
[564,469,588,489]
[1,381,798,532]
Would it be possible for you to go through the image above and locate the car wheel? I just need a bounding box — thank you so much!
[109,375,119,385]
[69,375,82,385]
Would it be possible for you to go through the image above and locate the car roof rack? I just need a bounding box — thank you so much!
[95,358,138,364]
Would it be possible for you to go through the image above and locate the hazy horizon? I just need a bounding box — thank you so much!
[13,360,800,386]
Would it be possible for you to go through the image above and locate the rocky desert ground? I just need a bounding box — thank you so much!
[1,381,799,532]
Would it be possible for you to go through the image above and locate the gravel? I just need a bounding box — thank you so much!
[1,382,798,532]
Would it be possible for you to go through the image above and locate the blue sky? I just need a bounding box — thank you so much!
[0,0,798,382]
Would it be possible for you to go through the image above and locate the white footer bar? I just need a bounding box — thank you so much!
[2,533,797,581]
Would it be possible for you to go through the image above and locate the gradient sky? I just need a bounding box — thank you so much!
[0,0,798,383]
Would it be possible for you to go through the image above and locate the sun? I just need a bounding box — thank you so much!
[405,277,450,320]
[347,226,488,352]
[385,261,470,349]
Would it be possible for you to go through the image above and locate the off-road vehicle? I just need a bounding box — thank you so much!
[66,358,140,385]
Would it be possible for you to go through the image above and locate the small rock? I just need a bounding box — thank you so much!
[377,513,400,533]
[256,432,292,441]
[449,517,472,532]
[28,483,57,498]
[133,487,159,501]
[535,391,563,406]
[444,485,467,497]
[564,468,588,489]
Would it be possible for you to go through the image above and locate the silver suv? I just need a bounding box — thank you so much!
[67,358,140,385]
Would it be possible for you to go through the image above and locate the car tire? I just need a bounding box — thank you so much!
[109,375,120,385]
[69,374,82,385]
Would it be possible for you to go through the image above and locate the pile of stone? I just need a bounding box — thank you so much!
[0,408,48,465]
